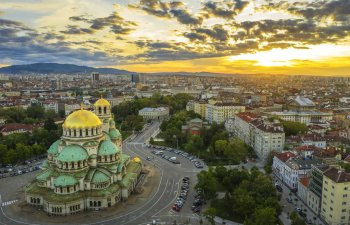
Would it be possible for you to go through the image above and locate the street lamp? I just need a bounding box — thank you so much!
[173,135,178,149]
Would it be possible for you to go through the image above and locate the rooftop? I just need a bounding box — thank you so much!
[324,167,350,183]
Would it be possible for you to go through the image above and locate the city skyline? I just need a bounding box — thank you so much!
[0,0,350,76]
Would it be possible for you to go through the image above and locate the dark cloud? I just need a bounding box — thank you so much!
[63,12,137,35]
[202,0,249,19]
[262,0,350,22]
[0,16,125,66]
[130,0,203,25]
[195,25,229,41]
[183,32,207,41]
[69,15,90,22]
[61,25,94,35]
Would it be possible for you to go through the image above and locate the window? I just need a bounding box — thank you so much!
[342,209,346,212]
[345,187,348,190]
[344,194,348,198]
[343,202,347,205]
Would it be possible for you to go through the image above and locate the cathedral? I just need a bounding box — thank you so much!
[25,98,142,215]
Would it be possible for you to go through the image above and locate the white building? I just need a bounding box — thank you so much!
[273,152,296,181]
[205,102,245,124]
[43,100,59,113]
[268,111,333,125]
[230,112,285,161]
[284,157,322,190]
[138,107,169,120]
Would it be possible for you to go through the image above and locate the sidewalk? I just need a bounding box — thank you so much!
[214,216,242,225]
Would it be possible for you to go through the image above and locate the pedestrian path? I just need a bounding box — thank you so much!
[1,200,17,207]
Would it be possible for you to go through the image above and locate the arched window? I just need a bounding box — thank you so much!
[104,107,107,114]
[98,107,101,114]
[74,130,76,137]
[80,129,82,136]
[86,129,89,136]
[91,128,94,135]
[65,162,68,169]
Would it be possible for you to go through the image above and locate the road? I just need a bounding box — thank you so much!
[0,121,206,225]
[273,173,326,225]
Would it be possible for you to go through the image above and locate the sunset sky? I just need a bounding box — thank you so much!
[0,0,349,75]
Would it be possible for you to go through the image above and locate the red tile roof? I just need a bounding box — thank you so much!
[275,152,296,162]
[299,177,310,188]
[237,112,259,123]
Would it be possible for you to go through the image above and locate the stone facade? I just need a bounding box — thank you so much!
[25,98,141,216]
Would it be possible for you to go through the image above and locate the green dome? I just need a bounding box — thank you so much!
[57,145,88,162]
[98,140,120,156]
[91,171,110,183]
[109,129,121,139]
[109,120,116,126]
[54,175,77,187]
[48,140,61,155]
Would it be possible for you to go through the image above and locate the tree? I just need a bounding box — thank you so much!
[214,166,227,183]
[290,212,306,225]
[204,207,216,225]
[196,170,217,200]
[223,138,248,164]
[245,207,276,225]
[44,118,58,131]
[281,121,307,136]
[264,151,275,174]
[26,105,45,119]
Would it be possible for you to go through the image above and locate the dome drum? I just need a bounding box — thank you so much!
[63,126,103,140]
[54,175,79,195]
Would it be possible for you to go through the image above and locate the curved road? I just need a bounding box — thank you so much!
[0,121,204,225]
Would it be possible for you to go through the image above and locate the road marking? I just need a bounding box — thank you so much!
[1,200,17,207]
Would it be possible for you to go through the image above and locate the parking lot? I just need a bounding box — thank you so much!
[145,144,204,169]
[0,156,46,179]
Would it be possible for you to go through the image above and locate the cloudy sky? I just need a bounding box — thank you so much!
[0,0,349,75]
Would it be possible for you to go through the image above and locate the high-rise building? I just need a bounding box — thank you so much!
[91,72,99,84]
[131,74,140,84]
[51,79,63,90]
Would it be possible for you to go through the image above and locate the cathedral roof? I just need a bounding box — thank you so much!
[98,140,120,156]
[91,170,110,183]
[63,108,102,129]
[48,140,61,155]
[57,145,89,162]
[94,98,111,107]
[109,129,121,139]
[54,175,78,187]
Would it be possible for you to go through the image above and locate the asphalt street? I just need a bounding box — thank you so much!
[0,121,205,225]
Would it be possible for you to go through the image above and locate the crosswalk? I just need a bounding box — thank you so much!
[1,200,17,207]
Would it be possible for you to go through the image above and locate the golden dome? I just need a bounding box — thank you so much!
[63,109,102,129]
[94,98,111,107]
[133,157,141,163]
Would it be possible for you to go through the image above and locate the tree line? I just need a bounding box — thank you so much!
[158,110,252,165]
[0,105,61,165]
[196,167,282,225]
[111,93,193,136]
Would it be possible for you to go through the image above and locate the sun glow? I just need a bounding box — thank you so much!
[228,44,350,67]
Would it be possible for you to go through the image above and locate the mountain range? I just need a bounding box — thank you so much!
[0,63,132,75]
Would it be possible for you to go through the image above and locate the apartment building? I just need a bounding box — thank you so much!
[205,102,245,124]
[321,167,350,225]
[308,164,329,215]
[230,112,285,161]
